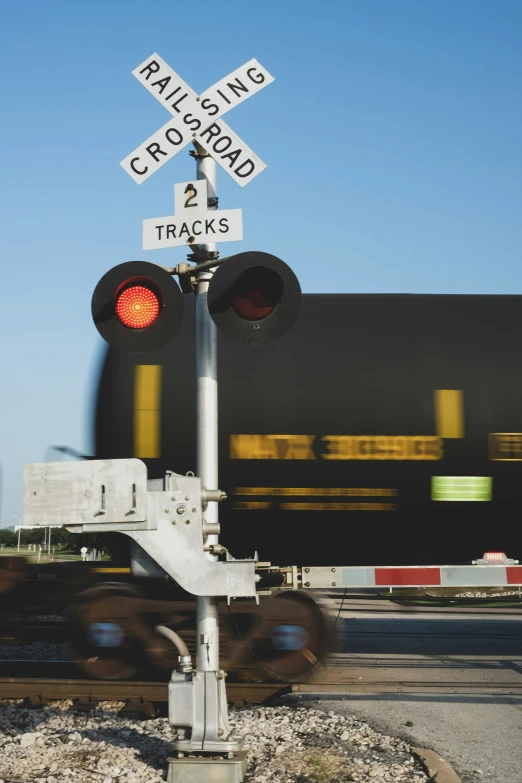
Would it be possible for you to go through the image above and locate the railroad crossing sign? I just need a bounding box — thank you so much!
[143,179,243,250]
[121,53,274,187]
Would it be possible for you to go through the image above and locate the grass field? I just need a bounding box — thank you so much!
[0,546,109,562]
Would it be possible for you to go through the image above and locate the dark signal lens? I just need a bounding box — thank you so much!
[234,290,275,320]
[115,284,160,329]
[232,267,283,322]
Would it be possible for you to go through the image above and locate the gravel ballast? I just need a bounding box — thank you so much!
[0,642,70,660]
[0,701,430,782]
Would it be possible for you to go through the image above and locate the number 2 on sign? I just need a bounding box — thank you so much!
[174,179,208,216]
[184,184,199,209]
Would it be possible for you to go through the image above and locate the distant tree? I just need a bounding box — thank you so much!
[50,527,72,548]
[10,527,127,562]
[67,532,127,561]
[0,529,16,547]
[17,527,72,549]
[23,529,46,545]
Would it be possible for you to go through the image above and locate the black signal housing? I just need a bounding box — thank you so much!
[91,261,184,352]
[207,251,301,345]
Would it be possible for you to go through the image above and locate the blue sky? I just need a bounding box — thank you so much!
[0,0,521,522]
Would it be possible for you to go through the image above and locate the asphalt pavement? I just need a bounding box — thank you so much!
[288,595,522,783]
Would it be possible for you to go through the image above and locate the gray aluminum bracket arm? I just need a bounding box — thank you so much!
[23,458,256,599]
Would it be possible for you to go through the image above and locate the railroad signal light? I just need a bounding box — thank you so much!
[91,261,184,352]
[115,284,160,329]
[207,251,301,345]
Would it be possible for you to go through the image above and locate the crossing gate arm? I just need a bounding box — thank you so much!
[295,564,522,589]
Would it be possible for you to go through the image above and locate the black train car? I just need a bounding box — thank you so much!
[95,294,522,567]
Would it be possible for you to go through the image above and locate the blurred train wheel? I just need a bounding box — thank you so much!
[68,583,148,680]
[0,556,27,597]
[227,591,328,681]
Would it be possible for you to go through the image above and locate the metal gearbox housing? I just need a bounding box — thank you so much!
[168,669,243,753]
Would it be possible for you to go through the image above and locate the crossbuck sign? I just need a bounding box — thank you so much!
[121,53,274,187]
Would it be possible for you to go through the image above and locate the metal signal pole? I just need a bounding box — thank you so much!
[194,141,220,676]
[167,145,245,778]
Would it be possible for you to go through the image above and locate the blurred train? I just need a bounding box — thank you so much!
[95,293,522,566]
[3,293,521,683]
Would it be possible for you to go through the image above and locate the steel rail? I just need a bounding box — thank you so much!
[1,674,522,715]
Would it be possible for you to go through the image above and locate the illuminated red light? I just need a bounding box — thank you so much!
[115,285,160,329]
[483,552,506,563]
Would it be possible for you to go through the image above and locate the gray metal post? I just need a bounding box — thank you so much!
[168,145,245,779]
[195,142,219,673]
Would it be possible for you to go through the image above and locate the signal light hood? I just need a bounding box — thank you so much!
[208,251,301,345]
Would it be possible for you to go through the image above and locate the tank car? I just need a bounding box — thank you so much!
[95,293,522,567]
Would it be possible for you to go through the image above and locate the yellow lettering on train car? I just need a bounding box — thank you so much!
[435,390,464,438]
[320,435,443,460]
[230,435,443,460]
[489,432,522,461]
[134,365,162,458]
[231,501,273,510]
[279,502,397,511]
[229,434,316,459]
[233,487,398,497]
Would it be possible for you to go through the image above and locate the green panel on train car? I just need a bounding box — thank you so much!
[431,476,493,502]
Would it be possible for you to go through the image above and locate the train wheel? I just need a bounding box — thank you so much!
[226,591,328,681]
[68,583,148,680]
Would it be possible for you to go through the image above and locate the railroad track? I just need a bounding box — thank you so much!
[0,675,288,713]
[1,648,522,715]
[1,598,520,714]
[2,670,522,715]
[0,660,293,712]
